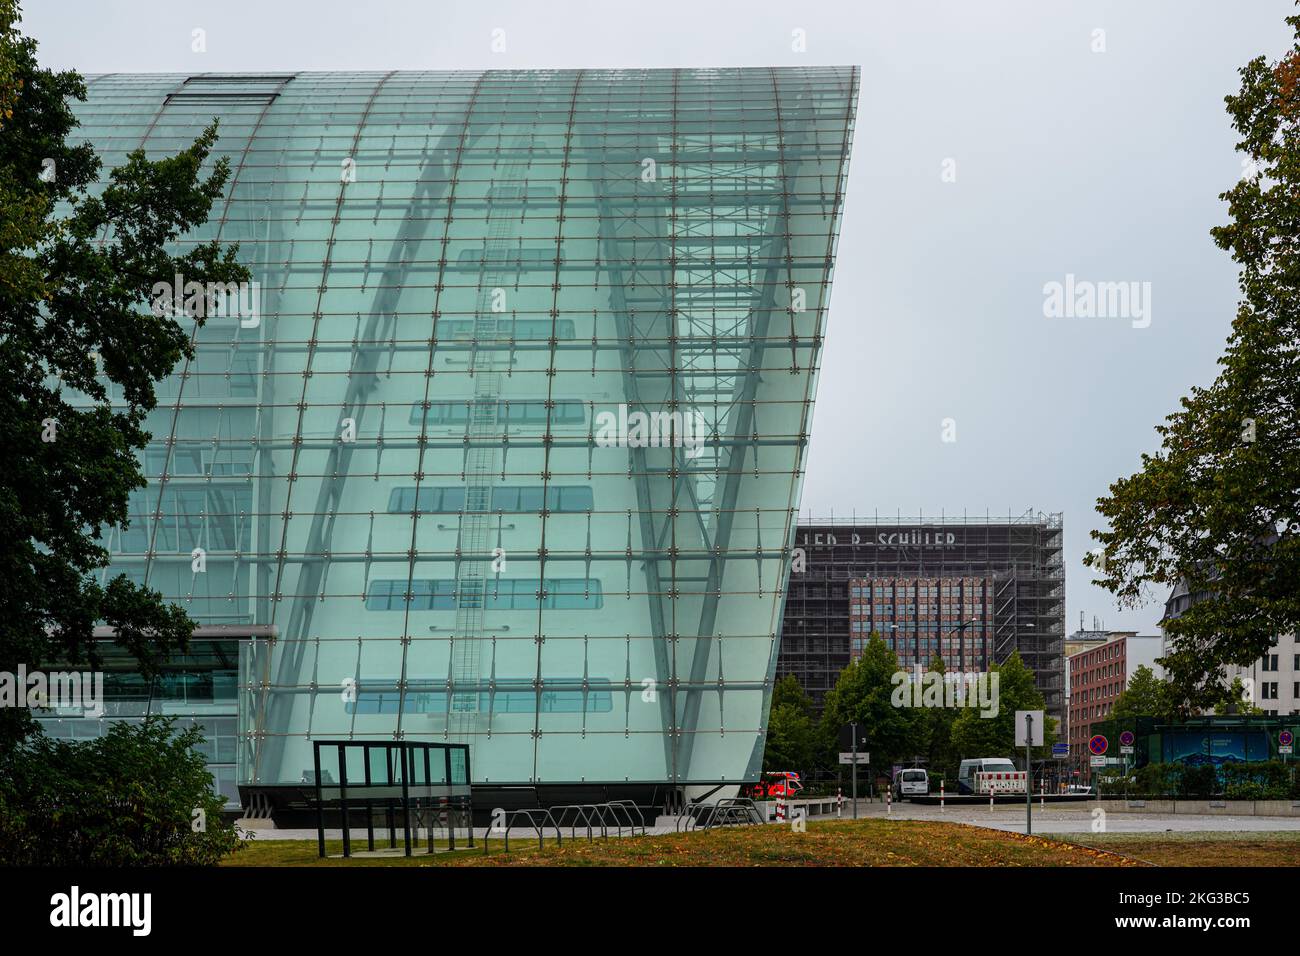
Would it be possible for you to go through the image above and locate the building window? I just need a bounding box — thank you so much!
[409,399,586,426]
[365,578,604,611]
[388,484,594,514]
[348,677,612,715]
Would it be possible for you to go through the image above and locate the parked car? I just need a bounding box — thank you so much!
[893,768,929,799]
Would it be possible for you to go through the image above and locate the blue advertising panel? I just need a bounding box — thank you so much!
[1162,730,1270,766]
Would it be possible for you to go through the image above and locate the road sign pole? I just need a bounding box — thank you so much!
[1025,713,1033,836]
[851,722,858,820]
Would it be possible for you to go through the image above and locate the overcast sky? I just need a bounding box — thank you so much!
[25,0,1297,636]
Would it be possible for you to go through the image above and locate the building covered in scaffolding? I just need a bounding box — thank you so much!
[778,511,1066,719]
[45,68,859,819]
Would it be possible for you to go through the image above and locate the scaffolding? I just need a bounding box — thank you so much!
[779,509,1066,718]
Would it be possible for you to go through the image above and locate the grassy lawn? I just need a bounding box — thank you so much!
[1051,830,1300,867]
[224,818,1142,867]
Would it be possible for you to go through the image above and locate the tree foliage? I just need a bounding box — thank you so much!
[922,655,960,781]
[950,652,1057,763]
[0,1,248,750]
[1212,675,1264,716]
[1086,10,1300,710]
[1111,664,1177,721]
[820,634,926,771]
[0,716,246,865]
[763,675,821,773]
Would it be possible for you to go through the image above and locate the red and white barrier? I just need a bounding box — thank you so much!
[974,771,1028,795]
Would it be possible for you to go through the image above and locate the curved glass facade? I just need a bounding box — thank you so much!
[70,68,858,789]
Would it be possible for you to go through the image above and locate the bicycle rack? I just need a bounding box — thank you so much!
[488,801,656,854]
[497,808,562,854]
[604,799,647,837]
[695,797,763,830]
[552,804,607,842]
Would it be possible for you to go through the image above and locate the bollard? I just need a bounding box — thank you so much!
[886,789,892,815]
[1040,777,1045,810]
[837,787,843,818]
[940,781,945,813]
[989,788,994,812]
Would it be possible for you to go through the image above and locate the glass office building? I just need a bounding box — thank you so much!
[61,68,857,810]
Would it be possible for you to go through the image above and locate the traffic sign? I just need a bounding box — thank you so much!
[838,752,869,765]
[1120,746,1134,755]
[1015,710,1044,747]
[1088,734,1108,756]
[1281,746,1293,755]
[839,723,869,752]
[1052,743,1069,760]
[1119,730,1135,747]
[1090,755,1107,767]
[1280,730,1294,747]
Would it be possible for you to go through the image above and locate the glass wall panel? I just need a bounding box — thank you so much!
[72,67,858,788]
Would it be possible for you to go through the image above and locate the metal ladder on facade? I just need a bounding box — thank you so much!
[447,139,530,754]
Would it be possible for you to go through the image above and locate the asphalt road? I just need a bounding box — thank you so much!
[846,799,1300,834]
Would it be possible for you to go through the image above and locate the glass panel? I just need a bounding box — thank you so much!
[72,67,858,789]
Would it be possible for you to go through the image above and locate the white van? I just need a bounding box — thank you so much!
[893,768,929,799]
[957,757,1019,794]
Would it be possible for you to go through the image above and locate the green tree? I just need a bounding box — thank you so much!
[763,702,819,774]
[950,652,1057,764]
[923,655,960,783]
[0,716,245,865]
[0,1,248,751]
[771,673,814,718]
[1112,664,1176,720]
[1086,10,1300,711]
[820,634,926,772]
[1213,675,1265,715]
[762,674,820,773]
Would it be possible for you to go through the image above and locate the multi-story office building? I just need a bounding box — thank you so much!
[848,576,995,671]
[38,68,859,817]
[1066,631,1162,779]
[778,512,1066,718]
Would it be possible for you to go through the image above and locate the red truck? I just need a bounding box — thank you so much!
[748,771,804,800]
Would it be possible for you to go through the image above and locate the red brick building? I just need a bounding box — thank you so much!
[1067,634,1162,780]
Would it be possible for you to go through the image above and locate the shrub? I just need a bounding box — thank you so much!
[1224,781,1270,800]
[1176,764,1219,798]
[1126,760,1297,799]
[0,716,246,866]
[1221,760,1292,799]
[1133,762,1180,797]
